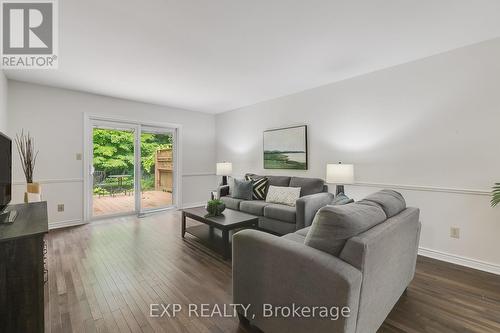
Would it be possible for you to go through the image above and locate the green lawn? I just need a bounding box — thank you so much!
[264,152,307,169]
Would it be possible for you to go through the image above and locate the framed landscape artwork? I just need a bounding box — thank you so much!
[263,125,308,170]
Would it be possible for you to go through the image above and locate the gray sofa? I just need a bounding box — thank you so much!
[233,190,421,333]
[219,174,334,235]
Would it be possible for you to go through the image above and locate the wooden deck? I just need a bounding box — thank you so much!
[45,210,500,333]
[93,191,172,216]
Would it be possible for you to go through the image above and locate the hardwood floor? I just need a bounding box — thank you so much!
[45,211,500,333]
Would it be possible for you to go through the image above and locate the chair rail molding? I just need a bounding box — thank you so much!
[13,172,217,185]
[350,182,490,196]
[182,172,215,177]
[13,178,84,185]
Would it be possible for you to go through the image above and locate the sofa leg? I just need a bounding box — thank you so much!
[237,312,250,326]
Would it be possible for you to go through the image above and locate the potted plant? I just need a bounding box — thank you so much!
[205,199,226,217]
[15,131,40,202]
[492,183,500,207]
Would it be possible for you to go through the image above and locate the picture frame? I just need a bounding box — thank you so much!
[263,125,308,170]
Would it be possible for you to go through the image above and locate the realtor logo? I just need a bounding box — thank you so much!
[1,0,58,68]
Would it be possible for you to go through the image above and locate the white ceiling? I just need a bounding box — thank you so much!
[5,0,500,113]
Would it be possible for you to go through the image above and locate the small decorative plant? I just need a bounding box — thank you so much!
[206,199,226,217]
[14,130,38,184]
[492,183,500,207]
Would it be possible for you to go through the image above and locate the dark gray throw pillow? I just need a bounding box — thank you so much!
[232,178,253,200]
[331,193,354,206]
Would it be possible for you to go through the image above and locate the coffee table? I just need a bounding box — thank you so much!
[181,207,258,259]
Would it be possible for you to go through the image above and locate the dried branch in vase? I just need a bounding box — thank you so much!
[14,130,39,184]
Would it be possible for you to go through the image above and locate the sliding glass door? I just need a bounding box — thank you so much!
[88,118,177,220]
[91,122,137,218]
[140,127,175,212]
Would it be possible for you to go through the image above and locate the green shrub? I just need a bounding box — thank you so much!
[141,175,155,191]
[93,187,110,196]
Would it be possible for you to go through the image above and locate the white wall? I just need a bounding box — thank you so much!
[0,71,7,133]
[8,81,216,227]
[216,38,500,273]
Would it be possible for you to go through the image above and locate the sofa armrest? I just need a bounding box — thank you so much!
[233,229,361,333]
[296,192,334,230]
[217,185,230,197]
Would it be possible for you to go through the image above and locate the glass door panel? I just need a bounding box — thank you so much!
[91,125,136,217]
[140,128,174,211]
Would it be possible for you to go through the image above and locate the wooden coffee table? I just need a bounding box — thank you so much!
[181,207,259,259]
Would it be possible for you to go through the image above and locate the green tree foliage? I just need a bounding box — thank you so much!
[140,133,172,173]
[492,183,500,208]
[93,129,172,177]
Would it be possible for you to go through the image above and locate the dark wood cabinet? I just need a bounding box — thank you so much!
[0,202,48,333]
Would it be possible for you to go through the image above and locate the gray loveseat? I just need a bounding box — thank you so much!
[233,190,421,333]
[219,174,334,235]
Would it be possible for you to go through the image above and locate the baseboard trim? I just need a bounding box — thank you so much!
[418,247,500,275]
[181,202,206,209]
[49,219,87,230]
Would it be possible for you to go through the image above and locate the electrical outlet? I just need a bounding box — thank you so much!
[450,227,460,239]
[76,153,82,161]
[57,204,64,212]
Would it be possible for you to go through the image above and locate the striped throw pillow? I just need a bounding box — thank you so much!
[245,175,269,200]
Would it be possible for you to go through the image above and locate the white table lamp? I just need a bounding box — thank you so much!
[326,162,354,195]
[216,162,232,185]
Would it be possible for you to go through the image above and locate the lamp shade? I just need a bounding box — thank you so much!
[326,163,354,184]
[216,162,232,176]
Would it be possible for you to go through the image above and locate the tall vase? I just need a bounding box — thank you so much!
[24,182,42,203]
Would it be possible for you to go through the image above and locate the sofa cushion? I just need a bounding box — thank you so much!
[239,200,270,216]
[267,175,291,187]
[282,226,310,243]
[232,178,253,200]
[363,189,406,218]
[264,204,296,223]
[220,196,243,210]
[247,174,290,187]
[304,202,387,256]
[265,185,301,207]
[289,177,325,196]
[282,232,305,244]
[259,216,297,235]
[296,226,310,237]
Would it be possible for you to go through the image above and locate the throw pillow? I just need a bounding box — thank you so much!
[363,189,406,217]
[245,175,269,200]
[265,185,301,207]
[304,202,387,256]
[331,193,354,205]
[232,178,253,200]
